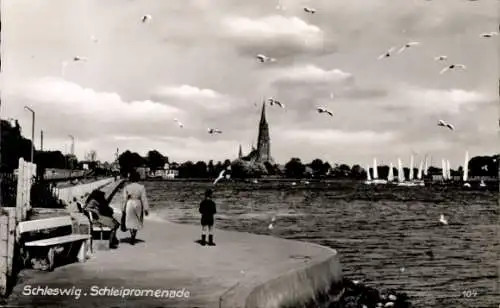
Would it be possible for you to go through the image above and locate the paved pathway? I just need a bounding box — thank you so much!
[5,184,340,308]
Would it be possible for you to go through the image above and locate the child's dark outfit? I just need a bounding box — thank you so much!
[199,197,216,246]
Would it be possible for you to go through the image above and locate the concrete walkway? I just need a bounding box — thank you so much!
[5,186,342,308]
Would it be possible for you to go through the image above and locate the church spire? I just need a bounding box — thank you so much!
[255,100,271,163]
[238,144,243,158]
[260,101,267,124]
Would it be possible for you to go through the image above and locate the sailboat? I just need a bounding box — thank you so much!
[397,158,405,183]
[387,162,395,183]
[441,159,447,181]
[397,157,418,186]
[372,158,388,184]
[414,160,425,186]
[463,151,471,188]
[364,164,373,185]
[424,155,429,177]
[446,160,451,181]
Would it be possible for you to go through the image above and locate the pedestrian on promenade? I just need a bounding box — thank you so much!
[199,189,216,246]
[84,190,120,249]
[122,170,149,245]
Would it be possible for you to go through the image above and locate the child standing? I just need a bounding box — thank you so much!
[199,189,216,246]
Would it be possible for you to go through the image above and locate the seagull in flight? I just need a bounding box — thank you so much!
[73,56,87,62]
[480,32,498,38]
[267,98,285,108]
[434,55,447,61]
[439,214,448,225]
[141,15,152,23]
[397,41,420,54]
[440,64,466,74]
[317,107,333,116]
[213,170,225,185]
[208,128,222,134]
[173,118,184,128]
[304,7,316,14]
[437,120,455,130]
[377,47,396,60]
[256,54,276,63]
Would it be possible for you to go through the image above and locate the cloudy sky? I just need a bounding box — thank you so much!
[1,0,498,167]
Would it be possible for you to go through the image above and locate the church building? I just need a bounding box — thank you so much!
[238,102,273,164]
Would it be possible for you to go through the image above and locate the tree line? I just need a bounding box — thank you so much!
[118,149,499,179]
[2,119,498,180]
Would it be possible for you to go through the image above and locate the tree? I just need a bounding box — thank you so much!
[207,160,215,177]
[118,150,145,176]
[264,161,277,176]
[309,159,327,177]
[178,161,195,178]
[231,159,249,179]
[284,158,305,178]
[214,161,223,174]
[146,150,167,172]
[194,161,208,178]
[1,119,32,172]
[350,164,364,179]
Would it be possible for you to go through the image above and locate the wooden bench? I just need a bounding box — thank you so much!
[85,210,112,241]
[17,216,90,271]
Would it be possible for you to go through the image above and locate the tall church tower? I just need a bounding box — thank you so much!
[255,101,271,163]
[238,144,243,158]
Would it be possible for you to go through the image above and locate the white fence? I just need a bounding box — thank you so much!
[1,158,36,295]
[15,158,36,222]
[54,178,114,203]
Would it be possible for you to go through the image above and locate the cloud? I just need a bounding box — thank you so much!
[272,65,353,86]
[282,129,397,144]
[155,85,220,99]
[20,77,181,120]
[385,87,492,115]
[153,84,233,111]
[221,15,327,56]
[4,77,183,140]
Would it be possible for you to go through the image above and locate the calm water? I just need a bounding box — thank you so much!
[117,180,499,308]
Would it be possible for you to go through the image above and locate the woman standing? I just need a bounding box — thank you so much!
[122,170,149,245]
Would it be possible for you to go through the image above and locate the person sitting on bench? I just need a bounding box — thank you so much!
[84,190,120,249]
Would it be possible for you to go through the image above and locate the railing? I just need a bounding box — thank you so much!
[44,169,88,181]
[55,178,115,204]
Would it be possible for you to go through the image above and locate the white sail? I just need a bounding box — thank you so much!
[409,155,414,180]
[398,158,405,182]
[446,160,451,180]
[388,162,394,182]
[366,164,372,181]
[424,156,428,176]
[417,160,424,180]
[441,159,447,180]
[373,158,378,179]
[463,151,469,182]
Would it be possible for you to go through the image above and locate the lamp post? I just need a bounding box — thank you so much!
[68,135,74,178]
[24,106,35,163]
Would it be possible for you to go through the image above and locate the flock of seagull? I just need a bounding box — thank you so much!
[55,4,493,234]
[58,4,496,137]
[252,3,496,133]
